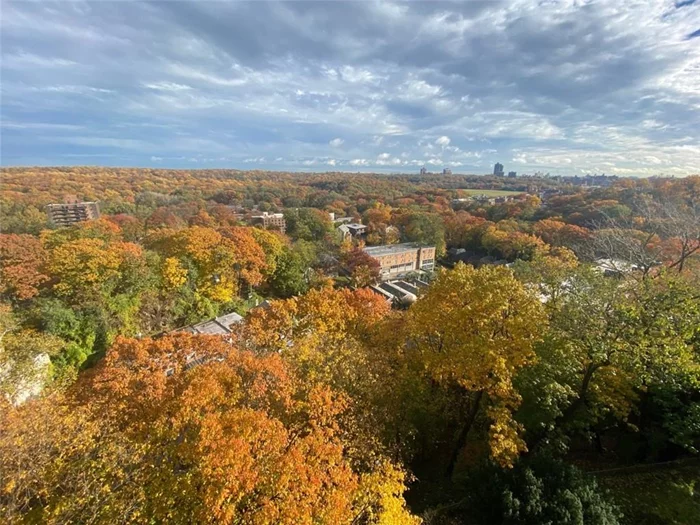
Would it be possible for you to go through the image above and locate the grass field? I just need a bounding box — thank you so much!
[457,189,526,197]
[596,461,700,525]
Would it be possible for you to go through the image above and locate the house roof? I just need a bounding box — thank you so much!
[176,311,243,335]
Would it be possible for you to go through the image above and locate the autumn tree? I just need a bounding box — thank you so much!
[587,196,700,277]
[41,217,124,249]
[48,239,149,304]
[251,227,286,278]
[407,264,547,473]
[363,204,397,245]
[522,266,700,452]
[482,224,548,261]
[0,234,50,301]
[533,219,591,254]
[1,333,418,524]
[341,247,381,288]
[443,212,488,250]
[106,213,144,242]
[221,226,268,288]
[244,287,393,466]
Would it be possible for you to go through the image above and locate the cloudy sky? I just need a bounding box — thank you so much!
[2,0,699,176]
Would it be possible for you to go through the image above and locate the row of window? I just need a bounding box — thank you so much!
[387,262,415,273]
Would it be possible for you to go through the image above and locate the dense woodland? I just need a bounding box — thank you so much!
[1,167,699,524]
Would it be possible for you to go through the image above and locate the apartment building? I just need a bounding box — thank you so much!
[337,223,367,241]
[251,212,286,233]
[45,200,100,227]
[363,243,436,281]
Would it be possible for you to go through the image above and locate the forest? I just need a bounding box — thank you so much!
[1,167,699,524]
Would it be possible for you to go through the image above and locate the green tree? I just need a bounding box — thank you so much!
[269,244,316,298]
[398,212,446,256]
[0,304,64,404]
[284,208,334,242]
[522,267,700,451]
[455,456,621,525]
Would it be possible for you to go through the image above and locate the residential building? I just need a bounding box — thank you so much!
[370,280,419,306]
[493,163,505,176]
[46,200,100,227]
[251,211,286,233]
[164,311,244,376]
[172,311,243,336]
[337,223,367,241]
[471,194,496,205]
[442,168,452,175]
[508,171,517,178]
[364,243,436,281]
[420,166,428,175]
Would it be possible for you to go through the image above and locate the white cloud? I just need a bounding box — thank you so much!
[3,51,76,68]
[340,66,377,84]
[400,79,443,100]
[29,85,113,95]
[167,63,248,87]
[2,0,699,175]
[144,82,193,91]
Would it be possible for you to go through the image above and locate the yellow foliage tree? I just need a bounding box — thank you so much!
[408,264,547,472]
[161,256,187,291]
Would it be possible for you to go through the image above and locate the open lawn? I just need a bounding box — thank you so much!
[457,189,526,197]
[596,460,700,525]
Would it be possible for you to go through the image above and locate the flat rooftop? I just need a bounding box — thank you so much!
[364,242,433,257]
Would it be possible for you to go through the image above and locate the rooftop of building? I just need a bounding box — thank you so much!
[46,201,98,207]
[174,311,244,335]
[252,212,284,218]
[364,242,434,257]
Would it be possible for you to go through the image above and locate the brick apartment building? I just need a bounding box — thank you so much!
[251,212,286,233]
[363,243,436,281]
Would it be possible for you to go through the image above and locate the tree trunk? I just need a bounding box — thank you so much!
[445,390,484,479]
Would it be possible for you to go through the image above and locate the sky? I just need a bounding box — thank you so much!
[1,0,699,176]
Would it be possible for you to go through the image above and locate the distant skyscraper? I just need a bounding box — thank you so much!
[493,162,504,176]
[442,167,452,175]
[420,166,427,175]
[508,171,517,178]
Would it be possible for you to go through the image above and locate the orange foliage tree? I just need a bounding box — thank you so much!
[0,234,50,300]
[0,333,418,524]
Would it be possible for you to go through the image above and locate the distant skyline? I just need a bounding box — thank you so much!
[1,0,699,176]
